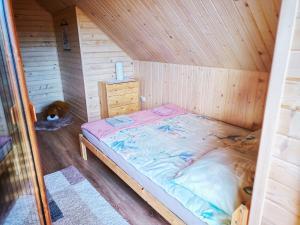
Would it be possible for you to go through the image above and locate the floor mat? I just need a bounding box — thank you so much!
[35,114,73,131]
[2,166,129,225]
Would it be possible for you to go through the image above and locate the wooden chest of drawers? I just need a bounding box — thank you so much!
[99,80,140,118]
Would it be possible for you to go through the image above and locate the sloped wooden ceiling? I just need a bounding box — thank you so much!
[38,0,281,72]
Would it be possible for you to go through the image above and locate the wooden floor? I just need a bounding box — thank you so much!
[36,116,168,225]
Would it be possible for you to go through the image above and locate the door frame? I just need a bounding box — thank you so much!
[0,0,51,224]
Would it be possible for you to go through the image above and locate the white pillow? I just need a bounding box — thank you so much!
[173,148,255,215]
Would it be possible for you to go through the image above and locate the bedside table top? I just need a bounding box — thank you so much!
[104,78,136,85]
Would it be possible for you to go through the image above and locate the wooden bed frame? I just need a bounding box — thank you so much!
[79,133,249,225]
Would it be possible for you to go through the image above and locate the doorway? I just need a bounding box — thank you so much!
[0,1,50,224]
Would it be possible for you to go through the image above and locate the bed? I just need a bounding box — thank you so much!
[80,104,259,225]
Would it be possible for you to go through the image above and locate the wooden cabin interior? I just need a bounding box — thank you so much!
[0,0,299,224]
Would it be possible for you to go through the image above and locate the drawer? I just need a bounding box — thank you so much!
[108,103,140,117]
[106,81,139,92]
[99,80,140,118]
[107,87,139,97]
[107,93,139,107]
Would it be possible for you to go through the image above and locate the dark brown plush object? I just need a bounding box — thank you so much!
[43,101,70,120]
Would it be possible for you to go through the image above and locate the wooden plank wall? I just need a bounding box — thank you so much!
[134,61,269,130]
[53,7,87,121]
[76,7,133,121]
[261,4,300,225]
[13,0,63,113]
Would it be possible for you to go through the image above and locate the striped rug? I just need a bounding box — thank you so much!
[3,166,129,225]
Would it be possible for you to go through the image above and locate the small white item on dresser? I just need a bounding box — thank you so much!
[115,62,124,81]
[140,96,146,102]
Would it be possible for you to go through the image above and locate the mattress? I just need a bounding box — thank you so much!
[82,105,258,225]
[83,129,207,225]
[0,136,12,162]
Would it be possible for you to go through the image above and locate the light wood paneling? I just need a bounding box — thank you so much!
[13,0,63,113]
[76,7,133,121]
[53,7,87,121]
[273,134,300,167]
[287,51,300,78]
[38,0,280,72]
[134,60,268,130]
[262,200,300,225]
[269,157,300,192]
[261,2,300,224]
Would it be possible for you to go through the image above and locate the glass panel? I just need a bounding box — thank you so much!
[0,4,44,225]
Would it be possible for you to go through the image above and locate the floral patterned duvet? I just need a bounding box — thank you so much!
[98,112,259,225]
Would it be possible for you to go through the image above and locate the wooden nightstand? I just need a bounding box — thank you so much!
[99,79,140,118]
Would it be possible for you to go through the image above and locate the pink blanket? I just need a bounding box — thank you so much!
[81,104,186,140]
